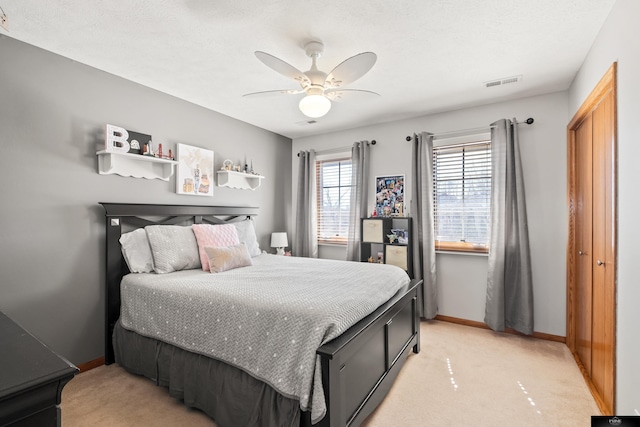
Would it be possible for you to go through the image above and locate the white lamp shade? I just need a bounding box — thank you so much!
[298,94,331,118]
[270,232,288,248]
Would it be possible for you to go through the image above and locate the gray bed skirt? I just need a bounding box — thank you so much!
[114,320,309,427]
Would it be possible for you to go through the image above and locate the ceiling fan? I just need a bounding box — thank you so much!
[244,41,378,118]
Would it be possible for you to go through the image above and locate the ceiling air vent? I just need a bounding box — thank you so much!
[296,119,318,125]
[484,75,522,88]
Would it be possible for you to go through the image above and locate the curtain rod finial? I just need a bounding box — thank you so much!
[525,117,534,125]
[371,140,376,145]
[406,136,412,141]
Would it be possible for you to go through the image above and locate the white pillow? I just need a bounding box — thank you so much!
[119,228,155,273]
[232,218,261,257]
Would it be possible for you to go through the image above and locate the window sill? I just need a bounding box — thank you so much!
[436,242,488,254]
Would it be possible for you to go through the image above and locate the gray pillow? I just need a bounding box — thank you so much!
[232,218,261,257]
[145,225,201,273]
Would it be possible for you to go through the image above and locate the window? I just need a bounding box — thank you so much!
[432,140,491,253]
[316,157,352,244]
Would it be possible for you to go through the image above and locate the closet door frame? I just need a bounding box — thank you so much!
[566,62,617,415]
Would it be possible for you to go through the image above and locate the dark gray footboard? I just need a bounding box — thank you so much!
[316,279,422,427]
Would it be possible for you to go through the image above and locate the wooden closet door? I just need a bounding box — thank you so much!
[590,90,615,406]
[574,114,593,375]
[567,63,616,415]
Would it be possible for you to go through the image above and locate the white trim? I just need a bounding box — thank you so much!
[315,149,350,161]
[433,132,491,147]
[432,125,492,140]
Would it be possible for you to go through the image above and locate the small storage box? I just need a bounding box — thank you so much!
[385,245,408,271]
[362,219,384,243]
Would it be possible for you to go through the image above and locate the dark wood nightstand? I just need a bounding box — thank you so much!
[0,311,78,426]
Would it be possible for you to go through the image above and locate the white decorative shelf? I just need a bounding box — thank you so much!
[97,150,178,181]
[217,170,265,190]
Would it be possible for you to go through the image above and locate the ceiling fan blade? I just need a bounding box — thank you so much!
[254,51,310,86]
[243,89,304,97]
[325,52,377,88]
[325,88,380,101]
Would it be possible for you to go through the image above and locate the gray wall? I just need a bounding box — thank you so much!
[568,0,640,415]
[0,35,292,365]
[292,91,569,337]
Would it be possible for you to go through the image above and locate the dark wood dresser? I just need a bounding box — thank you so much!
[0,311,78,426]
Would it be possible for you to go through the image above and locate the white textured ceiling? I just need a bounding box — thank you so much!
[0,0,615,139]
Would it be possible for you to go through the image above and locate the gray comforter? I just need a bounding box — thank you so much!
[119,254,409,423]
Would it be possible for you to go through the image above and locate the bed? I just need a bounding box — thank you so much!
[101,203,422,427]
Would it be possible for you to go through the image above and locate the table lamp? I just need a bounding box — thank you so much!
[270,232,288,255]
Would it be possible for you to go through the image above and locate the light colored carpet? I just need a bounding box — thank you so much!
[61,320,599,426]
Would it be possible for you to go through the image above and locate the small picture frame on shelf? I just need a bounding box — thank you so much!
[127,130,152,155]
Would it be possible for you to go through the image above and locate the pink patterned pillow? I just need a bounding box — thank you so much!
[192,224,240,271]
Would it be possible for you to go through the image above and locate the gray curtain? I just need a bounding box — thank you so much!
[411,132,437,318]
[485,119,533,334]
[346,141,370,261]
[295,150,318,258]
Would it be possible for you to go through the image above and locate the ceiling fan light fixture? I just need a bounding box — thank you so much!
[249,42,377,119]
[299,94,331,118]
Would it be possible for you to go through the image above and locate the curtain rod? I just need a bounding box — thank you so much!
[297,140,376,157]
[404,117,534,142]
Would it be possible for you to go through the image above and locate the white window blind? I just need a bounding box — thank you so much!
[432,140,491,252]
[316,158,352,244]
